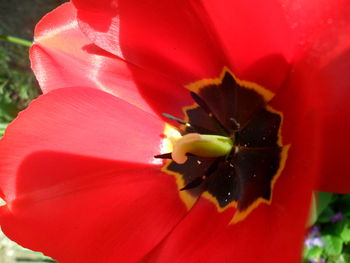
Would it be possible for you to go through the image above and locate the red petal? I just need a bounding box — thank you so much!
[0,87,188,262]
[72,0,291,91]
[140,198,234,263]
[31,2,191,117]
[72,0,226,85]
[0,87,166,200]
[0,156,187,263]
[199,0,293,91]
[142,69,320,263]
[290,3,350,193]
[72,0,350,94]
[199,0,350,91]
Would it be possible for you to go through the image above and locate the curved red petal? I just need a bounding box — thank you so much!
[31,2,191,117]
[72,0,291,91]
[72,0,226,85]
[0,155,187,263]
[140,198,234,263]
[290,3,350,193]
[141,69,320,263]
[0,87,189,262]
[0,87,167,200]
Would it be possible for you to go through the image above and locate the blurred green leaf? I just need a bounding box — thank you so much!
[309,192,335,226]
[318,206,334,223]
[317,192,334,217]
[0,40,40,123]
[305,246,323,260]
[0,122,8,136]
[340,222,350,242]
[324,220,347,237]
[337,195,350,217]
[323,235,343,256]
[335,254,350,263]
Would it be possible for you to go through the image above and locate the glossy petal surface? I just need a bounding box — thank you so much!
[0,87,189,262]
[31,2,191,117]
[73,0,350,93]
[199,0,350,89]
[290,3,350,193]
[72,0,226,86]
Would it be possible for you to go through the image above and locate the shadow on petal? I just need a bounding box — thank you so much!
[2,150,187,263]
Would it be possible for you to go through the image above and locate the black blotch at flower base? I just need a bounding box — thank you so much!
[156,70,289,222]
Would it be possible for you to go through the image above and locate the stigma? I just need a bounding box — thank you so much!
[170,133,234,164]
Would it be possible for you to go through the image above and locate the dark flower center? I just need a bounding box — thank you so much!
[155,69,289,223]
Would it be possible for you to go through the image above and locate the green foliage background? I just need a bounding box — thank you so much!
[304,193,350,263]
[0,0,67,134]
[0,42,40,126]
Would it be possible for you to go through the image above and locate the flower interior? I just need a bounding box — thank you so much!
[155,68,290,223]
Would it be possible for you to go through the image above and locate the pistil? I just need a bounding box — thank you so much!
[170,133,234,164]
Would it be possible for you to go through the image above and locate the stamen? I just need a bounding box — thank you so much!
[229,117,241,130]
[162,113,189,125]
[162,112,215,134]
[154,153,172,159]
[180,176,204,191]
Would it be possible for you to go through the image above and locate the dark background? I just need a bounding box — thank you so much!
[0,0,67,40]
[0,0,68,124]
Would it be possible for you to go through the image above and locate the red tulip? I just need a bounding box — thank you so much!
[1,1,350,262]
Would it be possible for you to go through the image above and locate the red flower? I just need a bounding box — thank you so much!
[1,1,350,262]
